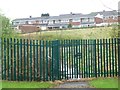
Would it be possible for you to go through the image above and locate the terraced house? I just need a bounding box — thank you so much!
[12,10,119,33]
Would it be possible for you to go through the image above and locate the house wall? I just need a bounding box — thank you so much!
[80,24,95,27]
[94,17,103,24]
[80,18,95,27]
[61,19,69,23]
[94,16,119,26]
[55,20,60,23]
[40,26,47,30]
[118,16,120,23]
[103,17,118,24]
[19,25,39,33]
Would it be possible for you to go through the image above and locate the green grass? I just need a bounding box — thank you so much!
[20,27,119,40]
[0,81,56,88]
[0,81,1,90]
[89,77,118,88]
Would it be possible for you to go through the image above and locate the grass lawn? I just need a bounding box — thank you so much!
[0,81,56,88]
[89,77,118,88]
[20,27,118,40]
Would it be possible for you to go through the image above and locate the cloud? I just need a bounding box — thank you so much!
[0,0,119,20]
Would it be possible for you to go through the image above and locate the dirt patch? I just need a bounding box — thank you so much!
[52,78,96,88]
[61,78,96,82]
[54,81,92,88]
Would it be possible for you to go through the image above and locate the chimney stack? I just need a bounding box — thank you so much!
[29,16,32,18]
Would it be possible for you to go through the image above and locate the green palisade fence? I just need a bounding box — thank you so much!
[1,38,119,81]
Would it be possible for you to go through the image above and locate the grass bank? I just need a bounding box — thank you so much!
[0,81,56,88]
[20,27,118,40]
[89,77,118,88]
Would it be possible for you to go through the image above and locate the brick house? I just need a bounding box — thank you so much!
[18,24,40,33]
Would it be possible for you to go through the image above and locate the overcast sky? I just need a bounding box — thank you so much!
[0,0,119,20]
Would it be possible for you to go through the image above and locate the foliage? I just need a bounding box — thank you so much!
[41,13,50,17]
[67,23,72,29]
[0,13,18,38]
[19,27,117,40]
[111,24,119,38]
[111,24,118,30]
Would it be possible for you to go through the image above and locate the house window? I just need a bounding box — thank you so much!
[111,16,114,19]
[36,20,39,23]
[41,20,43,23]
[113,16,117,19]
[16,22,19,24]
[12,22,16,25]
[89,18,94,22]
[43,20,46,23]
[59,20,61,22]
[81,18,88,22]
[12,22,14,25]
[69,19,73,22]
[53,20,55,24]
[25,21,28,24]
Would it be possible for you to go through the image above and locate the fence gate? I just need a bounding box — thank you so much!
[60,40,97,79]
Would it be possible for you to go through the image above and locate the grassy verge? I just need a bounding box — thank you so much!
[89,77,118,88]
[20,27,118,40]
[0,81,56,88]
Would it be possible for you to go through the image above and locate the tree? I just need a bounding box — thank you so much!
[68,23,72,29]
[41,13,49,17]
[0,13,17,38]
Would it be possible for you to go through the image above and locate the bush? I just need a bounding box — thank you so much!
[0,13,18,38]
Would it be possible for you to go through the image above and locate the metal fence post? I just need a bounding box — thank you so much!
[118,1,120,77]
[94,40,97,77]
[52,40,60,81]
[0,16,2,89]
[0,38,1,82]
[118,38,120,77]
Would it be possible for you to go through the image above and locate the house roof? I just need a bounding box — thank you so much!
[88,10,118,17]
[12,16,50,21]
[12,17,39,21]
[103,10,118,16]
[95,13,103,18]
[12,10,118,22]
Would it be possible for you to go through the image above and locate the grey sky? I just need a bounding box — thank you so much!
[0,0,119,20]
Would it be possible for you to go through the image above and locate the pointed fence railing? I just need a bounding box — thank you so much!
[1,38,119,81]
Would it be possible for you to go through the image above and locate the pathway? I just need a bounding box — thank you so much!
[56,81,90,88]
[54,78,95,88]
